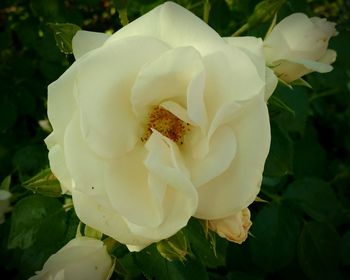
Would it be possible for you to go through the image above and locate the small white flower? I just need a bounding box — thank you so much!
[29,237,114,280]
[209,208,252,244]
[264,13,337,82]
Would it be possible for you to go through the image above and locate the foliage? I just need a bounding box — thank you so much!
[0,0,349,279]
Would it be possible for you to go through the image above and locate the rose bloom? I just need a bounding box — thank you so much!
[209,208,252,244]
[29,237,113,280]
[45,2,276,250]
[264,13,337,83]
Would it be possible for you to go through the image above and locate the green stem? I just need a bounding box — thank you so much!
[118,9,129,27]
[63,202,73,211]
[309,87,341,102]
[103,237,119,254]
[232,23,249,36]
[203,0,210,23]
[260,189,282,204]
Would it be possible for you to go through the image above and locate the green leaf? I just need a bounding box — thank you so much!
[0,95,17,131]
[115,253,142,278]
[31,0,62,21]
[340,230,350,266]
[62,209,80,245]
[184,219,226,268]
[249,203,301,272]
[290,78,312,89]
[293,126,326,179]
[264,123,293,177]
[247,0,285,27]
[273,86,309,134]
[135,245,209,280]
[0,175,11,191]
[298,221,341,280]
[157,230,189,262]
[284,178,343,225]
[47,23,81,55]
[269,95,295,116]
[12,145,48,178]
[226,242,258,273]
[8,195,66,249]
[23,168,62,197]
[228,271,264,280]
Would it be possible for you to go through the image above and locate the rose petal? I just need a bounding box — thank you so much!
[195,94,270,219]
[104,144,165,228]
[72,30,110,60]
[64,114,114,210]
[103,130,197,239]
[203,48,264,121]
[30,237,113,280]
[47,145,72,193]
[286,57,333,73]
[124,130,198,240]
[225,36,265,83]
[72,189,153,246]
[47,63,77,144]
[75,36,169,159]
[318,49,337,65]
[188,125,237,187]
[264,67,278,101]
[106,2,225,55]
[131,46,204,121]
[46,63,78,192]
[225,36,277,101]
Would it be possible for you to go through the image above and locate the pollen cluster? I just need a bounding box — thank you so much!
[141,106,190,144]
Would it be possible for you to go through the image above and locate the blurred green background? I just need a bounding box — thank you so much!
[0,0,349,279]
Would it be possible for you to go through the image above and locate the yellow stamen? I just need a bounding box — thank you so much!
[141,106,190,144]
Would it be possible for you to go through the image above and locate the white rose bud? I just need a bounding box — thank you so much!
[0,190,11,224]
[209,208,252,244]
[264,13,337,82]
[46,2,273,250]
[29,237,114,280]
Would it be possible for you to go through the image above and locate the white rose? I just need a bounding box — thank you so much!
[29,237,113,280]
[0,190,11,224]
[208,208,252,244]
[45,2,274,250]
[264,13,337,82]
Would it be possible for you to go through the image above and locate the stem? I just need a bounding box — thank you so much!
[309,87,341,102]
[63,202,73,211]
[118,9,129,27]
[203,0,210,23]
[103,237,119,254]
[232,23,249,36]
[260,189,282,204]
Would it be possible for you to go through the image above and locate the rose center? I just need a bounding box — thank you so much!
[141,106,190,144]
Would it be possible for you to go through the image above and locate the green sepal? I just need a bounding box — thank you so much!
[156,230,189,262]
[47,23,81,55]
[0,175,11,191]
[23,168,62,197]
